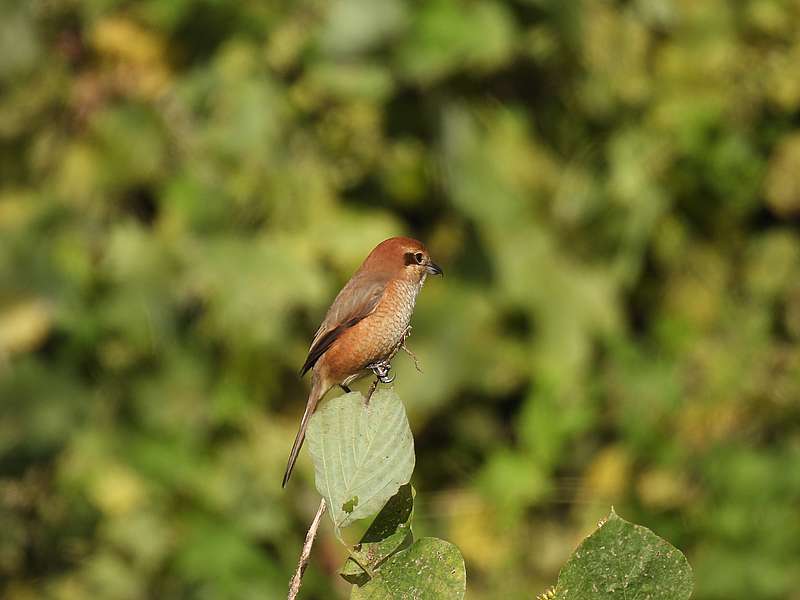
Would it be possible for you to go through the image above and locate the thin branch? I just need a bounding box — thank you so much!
[288,497,327,600]
[400,341,423,373]
[365,376,380,403]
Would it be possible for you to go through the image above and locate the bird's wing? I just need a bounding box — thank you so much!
[300,269,390,376]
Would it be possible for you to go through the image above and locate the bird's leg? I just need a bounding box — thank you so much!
[364,358,394,405]
[376,362,395,383]
[363,326,412,404]
[339,384,352,393]
[370,360,395,384]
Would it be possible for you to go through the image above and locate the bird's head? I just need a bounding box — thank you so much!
[365,237,443,283]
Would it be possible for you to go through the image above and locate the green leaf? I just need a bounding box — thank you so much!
[306,390,415,530]
[554,509,693,600]
[350,537,466,600]
[340,484,415,585]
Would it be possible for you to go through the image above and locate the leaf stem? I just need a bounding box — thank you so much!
[347,550,376,579]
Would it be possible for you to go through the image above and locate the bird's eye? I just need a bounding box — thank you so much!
[414,252,425,264]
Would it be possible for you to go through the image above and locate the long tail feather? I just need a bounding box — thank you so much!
[282,380,326,488]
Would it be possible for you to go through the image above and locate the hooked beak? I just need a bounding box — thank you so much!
[426,261,444,276]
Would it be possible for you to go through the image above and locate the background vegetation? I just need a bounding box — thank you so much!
[2,0,800,598]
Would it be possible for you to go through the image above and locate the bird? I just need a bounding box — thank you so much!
[282,236,443,487]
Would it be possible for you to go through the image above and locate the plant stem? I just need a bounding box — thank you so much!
[287,497,327,600]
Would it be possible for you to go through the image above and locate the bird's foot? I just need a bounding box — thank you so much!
[364,359,394,405]
[369,359,395,384]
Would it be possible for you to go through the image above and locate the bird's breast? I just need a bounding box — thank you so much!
[320,279,422,380]
[364,279,419,351]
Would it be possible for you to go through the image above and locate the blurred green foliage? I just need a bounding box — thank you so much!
[1,0,800,599]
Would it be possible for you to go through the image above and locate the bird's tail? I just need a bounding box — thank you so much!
[282,378,327,488]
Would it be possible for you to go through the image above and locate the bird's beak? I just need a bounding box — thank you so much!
[426,261,444,276]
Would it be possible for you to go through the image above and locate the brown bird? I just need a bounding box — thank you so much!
[282,237,443,487]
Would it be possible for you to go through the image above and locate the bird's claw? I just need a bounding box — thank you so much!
[364,360,393,404]
[370,360,395,384]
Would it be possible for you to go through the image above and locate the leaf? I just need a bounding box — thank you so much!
[359,483,414,543]
[340,484,415,585]
[350,537,466,600]
[554,509,693,600]
[306,390,415,530]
